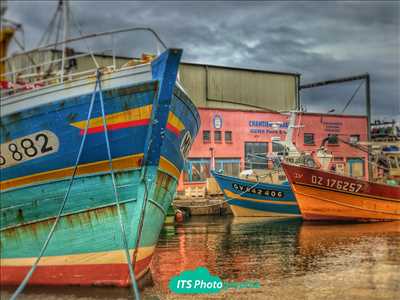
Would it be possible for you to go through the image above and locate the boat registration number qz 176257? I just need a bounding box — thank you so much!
[232,183,284,198]
[0,130,59,169]
[311,175,363,193]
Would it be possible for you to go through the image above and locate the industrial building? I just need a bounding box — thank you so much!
[178,108,368,192]
[175,61,367,192]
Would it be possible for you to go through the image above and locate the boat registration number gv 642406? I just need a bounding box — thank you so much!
[232,183,284,198]
[311,175,363,193]
[0,130,59,169]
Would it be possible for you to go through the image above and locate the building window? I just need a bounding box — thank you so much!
[225,131,232,143]
[183,159,211,182]
[203,130,211,143]
[349,135,360,144]
[304,133,315,145]
[245,142,268,170]
[388,156,398,169]
[214,131,222,143]
[272,137,285,153]
[347,158,365,178]
[328,134,339,144]
[215,159,240,177]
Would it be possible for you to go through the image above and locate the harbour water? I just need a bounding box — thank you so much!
[2,216,399,299]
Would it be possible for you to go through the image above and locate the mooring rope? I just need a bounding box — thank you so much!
[10,71,99,300]
[10,70,141,300]
[131,173,149,273]
[130,90,157,274]
[96,71,140,300]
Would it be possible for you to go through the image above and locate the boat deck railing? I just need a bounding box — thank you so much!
[0,27,167,99]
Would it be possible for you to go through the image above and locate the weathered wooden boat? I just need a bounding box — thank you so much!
[0,28,200,287]
[281,163,400,221]
[211,171,300,217]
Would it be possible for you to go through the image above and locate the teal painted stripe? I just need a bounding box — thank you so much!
[1,170,142,229]
[1,169,177,259]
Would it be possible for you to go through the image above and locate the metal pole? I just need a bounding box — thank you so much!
[365,74,373,180]
[299,73,369,90]
[299,73,373,180]
[296,74,301,110]
[60,0,68,83]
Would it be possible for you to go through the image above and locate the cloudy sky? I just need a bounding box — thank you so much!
[5,1,400,120]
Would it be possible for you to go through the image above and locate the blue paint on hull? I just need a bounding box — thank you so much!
[0,48,200,276]
[212,171,301,217]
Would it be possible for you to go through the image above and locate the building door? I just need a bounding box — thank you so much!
[184,159,211,182]
[215,159,241,176]
[347,158,365,178]
[244,142,268,170]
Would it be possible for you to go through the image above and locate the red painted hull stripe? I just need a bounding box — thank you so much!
[79,119,150,135]
[1,255,152,287]
[79,119,182,136]
[166,123,181,136]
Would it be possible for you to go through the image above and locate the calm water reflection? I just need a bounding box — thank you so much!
[2,216,399,299]
[148,216,400,300]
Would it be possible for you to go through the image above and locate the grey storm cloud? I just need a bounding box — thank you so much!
[4,1,400,120]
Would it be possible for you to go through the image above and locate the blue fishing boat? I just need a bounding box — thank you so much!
[0,27,200,287]
[212,171,300,217]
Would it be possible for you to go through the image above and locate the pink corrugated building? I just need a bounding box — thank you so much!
[178,108,368,191]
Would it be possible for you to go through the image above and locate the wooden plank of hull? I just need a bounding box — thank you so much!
[293,184,400,221]
[282,163,400,221]
[230,204,301,218]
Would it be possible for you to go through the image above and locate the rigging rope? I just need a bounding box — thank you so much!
[96,71,140,299]
[10,70,141,300]
[341,80,364,114]
[10,69,99,300]
[130,91,157,277]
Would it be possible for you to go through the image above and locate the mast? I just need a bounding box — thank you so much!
[0,0,18,80]
[300,74,373,179]
[281,111,301,158]
[60,0,68,83]
[365,74,372,179]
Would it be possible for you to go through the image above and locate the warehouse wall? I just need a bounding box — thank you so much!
[179,63,299,112]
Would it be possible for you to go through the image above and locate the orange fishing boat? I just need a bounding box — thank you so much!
[281,163,400,221]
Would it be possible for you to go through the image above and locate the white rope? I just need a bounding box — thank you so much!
[10,71,99,300]
[97,71,140,299]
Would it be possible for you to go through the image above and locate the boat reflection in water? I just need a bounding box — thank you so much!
[149,216,400,299]
[298,221,400,256]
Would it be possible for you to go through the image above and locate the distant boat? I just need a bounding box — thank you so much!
[0,28,200,287]
[281,163,400,221]
[211,171,300,217]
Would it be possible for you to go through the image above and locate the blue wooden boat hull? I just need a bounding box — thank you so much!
[211,171,300,217]
[0,49,200,286]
